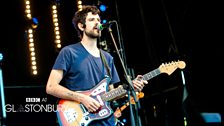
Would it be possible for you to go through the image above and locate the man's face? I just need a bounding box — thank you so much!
[84,12,101,38]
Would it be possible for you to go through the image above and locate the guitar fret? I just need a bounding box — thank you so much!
[143,68,160,81]
[101,86,126,101]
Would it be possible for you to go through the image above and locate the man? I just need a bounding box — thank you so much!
[46,5,148,126]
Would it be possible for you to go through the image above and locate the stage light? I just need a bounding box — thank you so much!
[52,4,61,49]
[77,0,83,11]
[99,4,106,12]
[0,53,3,61]
[97,1,110,28]
[122,118,127,123]
[102,19,107,24]
[31,17,39,29]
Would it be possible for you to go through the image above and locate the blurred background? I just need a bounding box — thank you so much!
[0,0,223,126]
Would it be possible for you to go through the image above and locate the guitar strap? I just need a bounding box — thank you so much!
[100,50,112,79]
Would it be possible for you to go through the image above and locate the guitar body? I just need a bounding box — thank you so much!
[57,77,113,126]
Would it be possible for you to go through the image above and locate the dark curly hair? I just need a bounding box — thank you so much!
[72,5,100,40]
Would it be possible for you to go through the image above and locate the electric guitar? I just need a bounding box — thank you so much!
[56,60,186,126]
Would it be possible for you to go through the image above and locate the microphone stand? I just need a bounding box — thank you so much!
[106,25,141,126]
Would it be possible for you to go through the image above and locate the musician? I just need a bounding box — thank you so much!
[46,5,148,126]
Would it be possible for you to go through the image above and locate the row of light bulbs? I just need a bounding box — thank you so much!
[24,0,63,75]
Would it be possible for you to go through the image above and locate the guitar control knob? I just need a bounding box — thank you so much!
[85,116,89,120]
[81,123,85,126]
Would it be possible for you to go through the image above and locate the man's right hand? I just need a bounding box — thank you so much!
[80,94,101,112]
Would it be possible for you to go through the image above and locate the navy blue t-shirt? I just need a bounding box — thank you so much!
[53,42,120,126]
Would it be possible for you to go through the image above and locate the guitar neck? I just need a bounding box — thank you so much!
[101,86,127,102]
[142,68,161,81]
[100,68,161,102]
[101,68,161,101]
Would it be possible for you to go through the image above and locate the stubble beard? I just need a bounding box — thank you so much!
[84,30,101,39]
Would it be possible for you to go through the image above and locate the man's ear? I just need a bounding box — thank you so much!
[78,23,84,31]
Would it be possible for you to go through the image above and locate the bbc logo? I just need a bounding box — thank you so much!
[26,98,41,102]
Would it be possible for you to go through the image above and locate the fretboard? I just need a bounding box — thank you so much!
[142,68,161,81]
[100,68,161,102]
[101,86,127,102]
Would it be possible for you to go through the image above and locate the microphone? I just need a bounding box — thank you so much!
[97,21,114,31]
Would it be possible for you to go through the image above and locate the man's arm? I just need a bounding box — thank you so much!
[46,69,83,101]
[46,69,101,112]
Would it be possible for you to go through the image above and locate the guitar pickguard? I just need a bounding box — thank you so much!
[87,78,112,120]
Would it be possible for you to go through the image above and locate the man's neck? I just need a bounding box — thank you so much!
[81,38,100,57]
[81,37,97,47]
